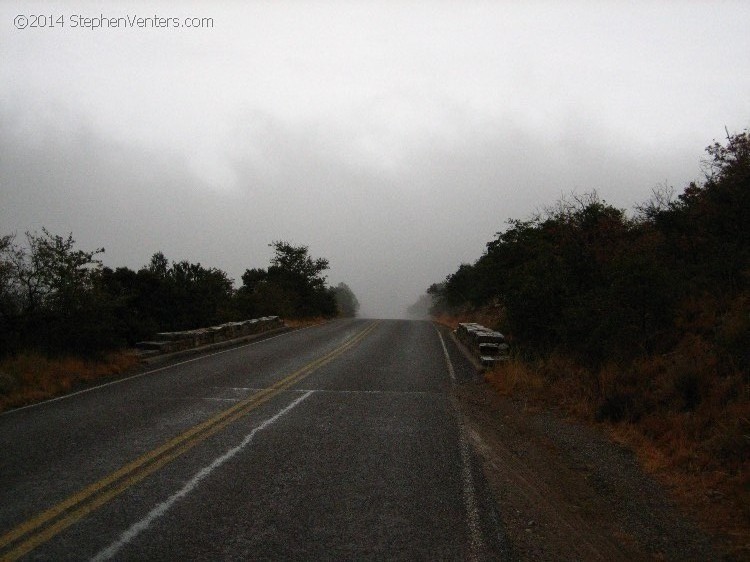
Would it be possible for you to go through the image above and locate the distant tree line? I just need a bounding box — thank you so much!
[0,238,357,357]
[428,130,749,376]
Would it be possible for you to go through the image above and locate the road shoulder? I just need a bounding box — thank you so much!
[451,370,719,561]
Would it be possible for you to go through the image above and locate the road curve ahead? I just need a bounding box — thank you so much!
[0,319,507,560]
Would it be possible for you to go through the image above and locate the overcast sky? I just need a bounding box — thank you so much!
[1,1,748,318]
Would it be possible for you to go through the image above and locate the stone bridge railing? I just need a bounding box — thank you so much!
[136,316,284,355]
[455,322,509,367]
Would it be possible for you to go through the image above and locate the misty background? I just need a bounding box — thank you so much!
[2,1,748,318]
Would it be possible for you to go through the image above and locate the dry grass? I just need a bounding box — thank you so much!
[432,314,462,330]
[0,352,139,413]
[610,421,750,557]
[284,316,330,329]
[484,354,750,559]
[486,357,546,398]
[433,307,506,332]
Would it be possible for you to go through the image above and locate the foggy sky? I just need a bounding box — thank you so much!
[2,1,749,318]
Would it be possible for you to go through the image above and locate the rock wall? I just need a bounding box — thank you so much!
[135,316,284,355]
[455,322,509,367]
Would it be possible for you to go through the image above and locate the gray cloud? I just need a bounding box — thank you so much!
[0,98,709,318]
[1,2,748,317]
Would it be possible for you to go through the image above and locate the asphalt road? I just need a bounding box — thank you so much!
[0,319,508,560]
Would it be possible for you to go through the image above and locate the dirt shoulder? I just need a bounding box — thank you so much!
[453,379,722,561]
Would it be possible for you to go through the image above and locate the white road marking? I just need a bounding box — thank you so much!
[436,326,484,561]
[168,388,439,404]
[436,330,456,382]
[296,389,438,395]
[90,390,315,562]
[210,386,256,391]
[459,422,485,562]
[184,397,244,402]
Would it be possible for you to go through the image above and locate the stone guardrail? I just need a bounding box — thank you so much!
[135,316,284,355]
[455,322,509,367]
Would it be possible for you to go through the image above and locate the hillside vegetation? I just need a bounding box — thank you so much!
[428,130,749,555]
[0,239,357,359]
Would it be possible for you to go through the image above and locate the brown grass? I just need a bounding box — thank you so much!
[284,316,330,329]
[433,307,506,332]
[0,351,139,413]
[484,354,750,559]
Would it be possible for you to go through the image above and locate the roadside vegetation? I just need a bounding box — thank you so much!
[0,351,139,412]
[425,129,749,557]
[0,237,358,411]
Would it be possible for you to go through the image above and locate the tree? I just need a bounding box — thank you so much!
[147,251,169,278]
[168,260,234,329]
[264,241,336,317]
[0,234,23,352]
[240,268,268,293]
[97,266,160,345]
[25,229,105,314]
[425,129,750,368]
[333,282,360,317]
[268,241,329,290]
[0,229,112,355]
[0,235,21,316]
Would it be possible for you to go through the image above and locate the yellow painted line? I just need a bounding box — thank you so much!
[0,321,379,561]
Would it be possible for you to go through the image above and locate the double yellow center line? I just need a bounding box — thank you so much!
[0,321,379,561]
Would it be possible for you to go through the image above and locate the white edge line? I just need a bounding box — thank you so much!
[436,330,456,382]
[459,426,484,561]
[436,326,483,560]
[90,390,315,562]
[1,326,314,416]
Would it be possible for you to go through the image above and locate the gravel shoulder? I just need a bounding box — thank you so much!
[453,378,721,561]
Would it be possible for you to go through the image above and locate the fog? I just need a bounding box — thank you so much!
[2,1,748,318]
